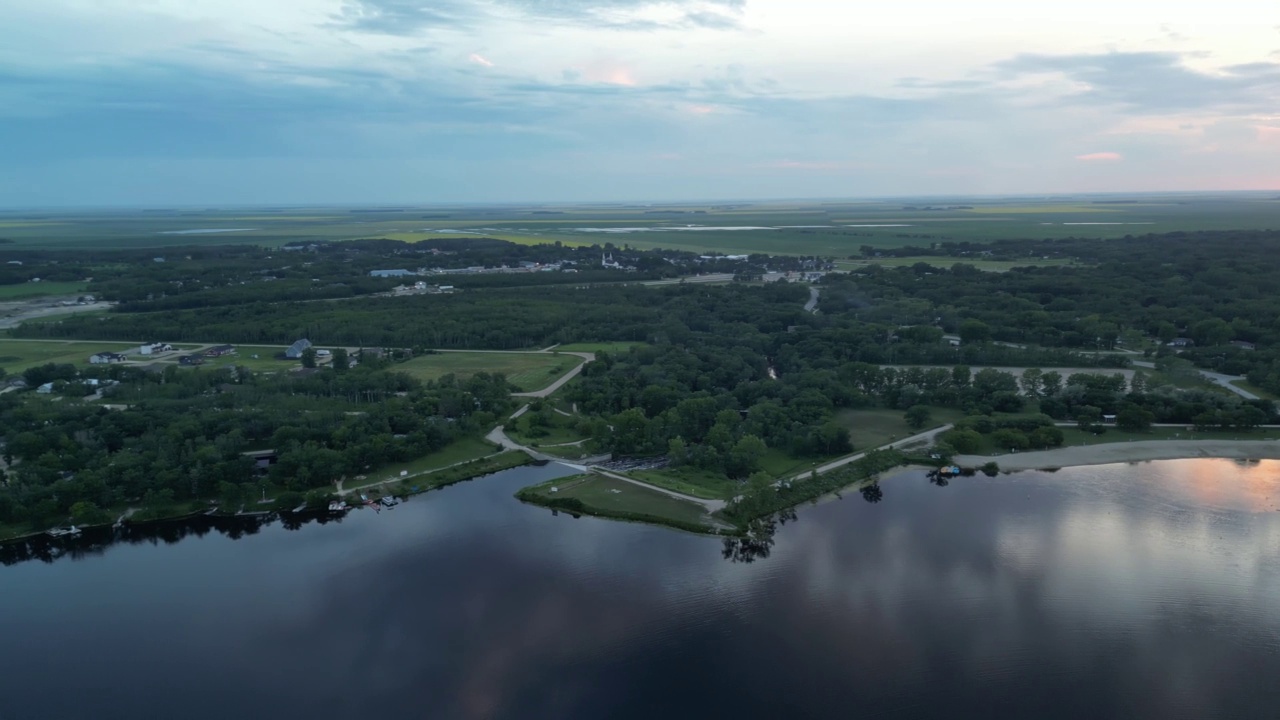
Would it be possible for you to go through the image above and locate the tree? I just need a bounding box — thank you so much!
[904,405,932,430]
[1020,368,1044,398]
[959,319,992,344]
[1116,404,1154,432]
[1040,371,1063,397]
[300,347,317,368]
[726,435,767,478]
[332,348,349,371]
[941,428,983,454]
[990,428,1030,451]
[1075,405,1103,431]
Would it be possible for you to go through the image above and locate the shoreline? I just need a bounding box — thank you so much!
[955,439,1280,472]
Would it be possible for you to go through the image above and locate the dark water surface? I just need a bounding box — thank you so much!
[2,459,1280,720]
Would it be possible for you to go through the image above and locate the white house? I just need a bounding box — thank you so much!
[36,383,54,394]
[139,343,173,355]
[89,352,127,364]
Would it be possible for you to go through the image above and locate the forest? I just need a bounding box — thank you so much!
[3,228,1280,534]
[0,361,514,533]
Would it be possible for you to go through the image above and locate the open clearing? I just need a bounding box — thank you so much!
[838,406,969,451]
[555,342,645,354]
[397,352,579,392]
[526,474,710,527]
[0,339,141,373]
[0,282,89,299]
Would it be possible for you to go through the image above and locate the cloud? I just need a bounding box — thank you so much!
[1076,152,1123,161]
[468,53,495,68]
[995,52,1280,113]
[334,0,746,34]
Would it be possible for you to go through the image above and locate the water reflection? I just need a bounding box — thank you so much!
[1,461,1278,720]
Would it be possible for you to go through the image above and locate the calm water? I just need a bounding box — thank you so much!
[2,459,1279,720]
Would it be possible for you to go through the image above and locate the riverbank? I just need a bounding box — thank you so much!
[955,439,1280,472]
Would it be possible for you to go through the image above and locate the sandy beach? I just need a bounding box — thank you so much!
[955,439,1280,472]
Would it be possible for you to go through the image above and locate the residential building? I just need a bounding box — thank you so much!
[139,342,173,355]
[36,383,54,394]
[204,344,236,357]
[1230,341,1257,351]
[89,352,127,364]
[285,339,313,359]
[178,355,205,366]
[369,269,414,278]
[1168,338,1195,348]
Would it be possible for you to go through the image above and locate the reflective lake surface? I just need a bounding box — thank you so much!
[2,459,1279,720]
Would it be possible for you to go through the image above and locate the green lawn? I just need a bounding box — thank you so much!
[0,339,141,373]
[625,466,738,499]
[555,342,646,354]
[508,410,591,447]
[355,436,502,488]
[838,406,968,451]
[523,474,711,528]
[201,348,295,373]
[396,352,579,392]
[1231,380,1278,401]
[0,281,89,299]
[758,449,829,478]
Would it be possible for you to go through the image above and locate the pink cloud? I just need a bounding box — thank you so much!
[605,68,636,87]
[468,53,494,68]
[1076,152,1123,162]
[1256,125,1280,143]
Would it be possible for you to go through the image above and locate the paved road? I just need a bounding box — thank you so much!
[591,468,728,512]
[804,286,820,313]
[788,424,955,483]
[1130,360,1260,401]
[512,352,595,399]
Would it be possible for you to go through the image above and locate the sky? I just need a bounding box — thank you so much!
[2,0,1279,206]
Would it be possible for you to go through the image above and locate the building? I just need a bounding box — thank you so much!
[369,269,414,278]
[1230,341,1257,351]
[602,253,623,269]
[178,354,204,366]
[89,352,127,364]
[139,342,173,355]
[36,383,54,394]
[1167,338,1195,348]
[285,339,313,359]
[316,349,332,358]
[204,344,236,357]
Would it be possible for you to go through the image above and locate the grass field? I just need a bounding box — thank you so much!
[838,406,969,451]
[2,195,1278,254]
[396,352,579,392]
[0,339,141,373]
[522,474,711,528]
[200,348,295,373]
[555,342,646,354]
[0,282,89,299]
[626,466,738,499]
[354,436,502,488]
[1231,380,1279,401]
[508,411,591,447]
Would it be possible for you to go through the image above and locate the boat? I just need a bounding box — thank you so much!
[328,501,348,513]
[380,496,400,508]
[46,525,81,538]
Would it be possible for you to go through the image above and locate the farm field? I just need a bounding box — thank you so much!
[2,194,1278,255]
[396,351,580,392]
[0,339,141,373]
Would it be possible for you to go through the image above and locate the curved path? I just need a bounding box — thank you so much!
[787,424,955,483]
[804,286,820,313]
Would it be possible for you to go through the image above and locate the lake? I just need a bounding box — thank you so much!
[1,459,1279,719]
